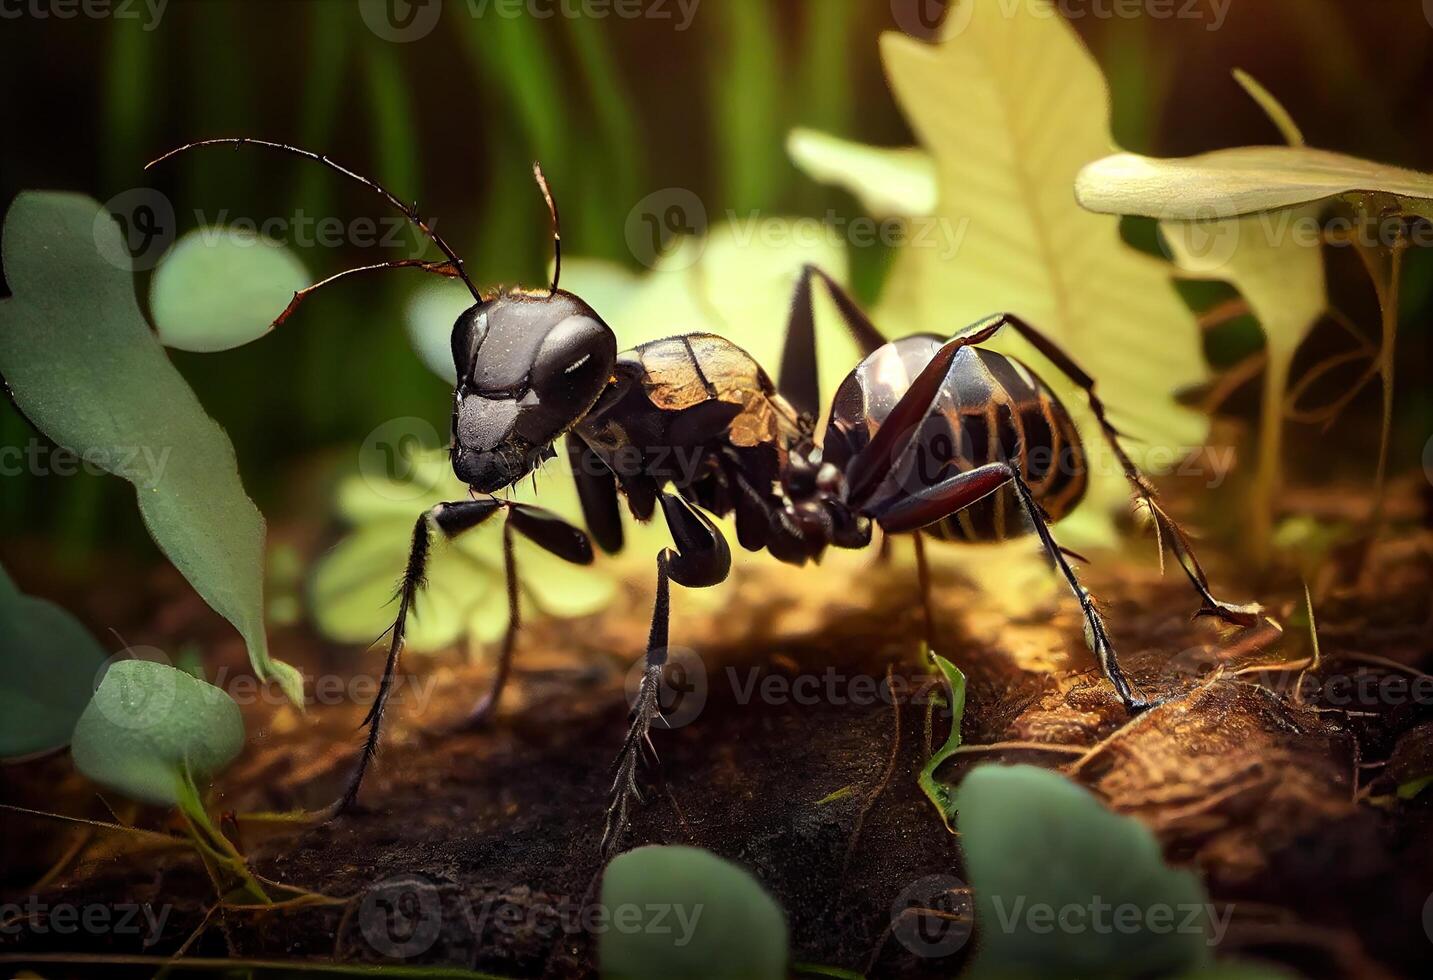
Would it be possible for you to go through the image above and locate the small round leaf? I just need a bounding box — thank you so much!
[71,659,244,805]
[150,227,308,352]
[599,845,787,980]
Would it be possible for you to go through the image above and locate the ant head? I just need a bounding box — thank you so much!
[145,142,600,494]
[449,290,617,493]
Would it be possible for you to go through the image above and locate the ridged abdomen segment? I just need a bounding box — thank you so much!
[826,337,1087,543]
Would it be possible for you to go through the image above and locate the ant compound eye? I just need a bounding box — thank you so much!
[530,314,617,413]
[451,304,488,378]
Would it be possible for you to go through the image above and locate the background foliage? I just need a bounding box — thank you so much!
[1,0,1431,572]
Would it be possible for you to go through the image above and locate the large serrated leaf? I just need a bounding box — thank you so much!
[0,192,302,705]
[794,0,1212,548]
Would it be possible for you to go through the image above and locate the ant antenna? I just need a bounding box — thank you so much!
[146,138,485,304]
[532,161,561,295]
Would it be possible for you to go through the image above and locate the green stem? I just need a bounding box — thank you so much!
[1251,348,1290,567]
[1352,235,1407,538]
[176,770,270,905]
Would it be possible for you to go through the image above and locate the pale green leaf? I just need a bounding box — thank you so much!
[872,0,1210,548]
[71,659,244,806]
[0,564,108,759]
[0,193,302,706]
[1157,72,1326,557]
[1076,146,1433,221]
[787,128,937,218]
[149,227,308,352]
[956,764,1213,978]
[599,845,787,980]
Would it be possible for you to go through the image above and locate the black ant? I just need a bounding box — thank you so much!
[148,140,1258,855]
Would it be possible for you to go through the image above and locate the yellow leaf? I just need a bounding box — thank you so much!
[874,0,1210,546]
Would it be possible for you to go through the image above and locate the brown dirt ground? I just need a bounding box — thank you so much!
[3,479,1432,979]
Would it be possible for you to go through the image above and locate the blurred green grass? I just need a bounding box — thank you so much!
[0,0,1429,562]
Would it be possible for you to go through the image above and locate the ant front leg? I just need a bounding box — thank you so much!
[873,463,1147,713]
[457,502,596,729]
[331,499,592,816]
[602,492,730,857]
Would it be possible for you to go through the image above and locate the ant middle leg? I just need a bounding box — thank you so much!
[602,492,730,857]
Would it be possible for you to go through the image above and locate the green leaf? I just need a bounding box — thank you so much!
[916,650,967,830]
[71,659,244,806]
[1076,146,1433,222]
[149,227,308,352]
[0,564,108,759]
[787,128,937,218]
[956,765,1214,979]
[0,192,302,706]
[599,845,787,980]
